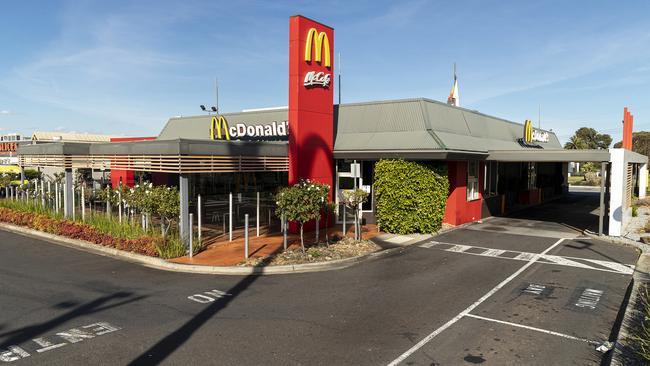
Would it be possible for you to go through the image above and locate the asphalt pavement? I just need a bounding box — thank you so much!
[0,192,640,365]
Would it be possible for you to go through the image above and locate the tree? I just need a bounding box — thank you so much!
[275,180,329,253]
[564,127,612,150]
[339,188,369,240]
[614,131,650,159]
[152,185,179,239]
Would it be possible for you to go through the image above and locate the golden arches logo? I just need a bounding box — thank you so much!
[210,115,230,141]
[304,28,331,68]
[523,119,533,144]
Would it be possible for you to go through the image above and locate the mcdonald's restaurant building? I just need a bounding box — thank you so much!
[15,15,648,241]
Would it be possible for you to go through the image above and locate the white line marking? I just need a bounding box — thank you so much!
[446,244,472,253]
[481,249,506,257]
[540,255,595,269]
[387,238,568,366]
[422,242,633,275]
[418,241,439,248]
[578,258,634,274]
[514,252,537,261]
[465,313,599,345]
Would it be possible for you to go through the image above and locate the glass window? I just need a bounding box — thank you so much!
[467,161,480,201]
[484,161,499,197]
[527,162,537,190]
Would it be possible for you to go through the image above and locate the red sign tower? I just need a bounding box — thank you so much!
[288,15,335,200]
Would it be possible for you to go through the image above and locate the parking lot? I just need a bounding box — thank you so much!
[0,192,640,365]
[389,209,637,365]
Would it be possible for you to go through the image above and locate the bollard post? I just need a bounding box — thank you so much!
[283,214,288,251]
[256,192,260,237]
[81,184,85,221]
[316,218,319,243]
[198,194,202,243]
[343,205,346,237]
[118,190,122,223]
[189,213,194,259]
[229,192,233,242]
[41,179,45,207]
[72,185,76,221]
[244,214,249,259]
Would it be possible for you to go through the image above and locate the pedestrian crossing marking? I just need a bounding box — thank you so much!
[418,241,633,275]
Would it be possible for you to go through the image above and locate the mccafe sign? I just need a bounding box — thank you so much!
[303,28,331,88]
[210,115,288,141]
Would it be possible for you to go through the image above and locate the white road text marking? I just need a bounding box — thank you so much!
[188,289,232,304]
[0,322,121,362]
[575,289,604,309]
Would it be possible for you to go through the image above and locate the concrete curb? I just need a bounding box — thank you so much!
[0,222,406,276]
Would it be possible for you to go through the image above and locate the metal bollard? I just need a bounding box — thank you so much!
[343,205,346,237]
[198,194,202,243]
[244,214,249,259]
[256,192,260,237]
[189,213,194,259]
[229,193,233,242]
[283,214,288,251]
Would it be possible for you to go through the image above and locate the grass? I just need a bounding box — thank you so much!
[568,176,585,185]
[632,285,650,361]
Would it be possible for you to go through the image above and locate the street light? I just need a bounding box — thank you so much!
[199,105,218,115]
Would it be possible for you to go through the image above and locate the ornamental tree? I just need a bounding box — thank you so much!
[275,179,330,253]
[339,188,369,240]
[151,185,179,239]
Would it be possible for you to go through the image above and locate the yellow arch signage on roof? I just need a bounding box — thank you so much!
[523,119,533,144]
[304,28,331,68]
[210,115,231,141]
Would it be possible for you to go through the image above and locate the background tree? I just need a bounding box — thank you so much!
[564,127,612,150]
[614,131,650,159]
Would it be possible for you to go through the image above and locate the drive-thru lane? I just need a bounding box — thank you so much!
[0,212,638,365]
[392,220,637,366]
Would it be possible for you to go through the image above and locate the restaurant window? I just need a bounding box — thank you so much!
[467,161,480,201]
[484,161,498,197]
[527,162,537,189]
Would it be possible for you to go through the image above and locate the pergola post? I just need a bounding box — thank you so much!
[19,166,25,188]
[639,162,648,199]
[179,174,190,246]
[63,169,73,218]
[598,162,607,236]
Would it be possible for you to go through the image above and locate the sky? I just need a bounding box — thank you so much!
[0,0,649,145]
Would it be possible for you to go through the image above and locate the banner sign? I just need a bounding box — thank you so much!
[0,142,17,152]
[210,115,288,141]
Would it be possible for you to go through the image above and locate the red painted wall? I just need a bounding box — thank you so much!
[288,15,334,198]
[110,137,156,188]
[443,161,483,225]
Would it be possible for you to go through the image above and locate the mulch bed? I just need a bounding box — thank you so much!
[241,236,381,266]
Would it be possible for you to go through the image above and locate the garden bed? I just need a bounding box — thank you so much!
[240,237,381,266]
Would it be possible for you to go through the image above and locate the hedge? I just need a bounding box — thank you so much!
[374,159,449,234]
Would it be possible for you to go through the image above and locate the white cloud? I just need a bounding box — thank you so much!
[0,110,11,115]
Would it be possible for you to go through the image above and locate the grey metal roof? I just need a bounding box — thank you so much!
[158,98,563,157]
[334,98,562,153]
[18,139,288,157]
[158,109,288,140]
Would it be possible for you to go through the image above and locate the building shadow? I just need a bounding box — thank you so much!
[0,291,146,349]
[127,247,284,365]
[506,191,601,233]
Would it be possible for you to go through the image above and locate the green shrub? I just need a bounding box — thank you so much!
[633,205,639,217]
[374,159,449,234]
[155,237,187,259]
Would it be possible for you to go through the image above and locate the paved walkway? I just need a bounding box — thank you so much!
[170,224,385,266]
